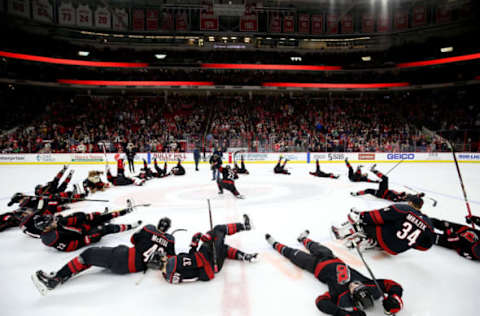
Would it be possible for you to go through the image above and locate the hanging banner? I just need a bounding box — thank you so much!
[32,0,53,23]
[175,10,188,31]
[58,1,75,26]
[269,14,281,32]
[311,14,323,34]
[240,5,257,32]
[146,9,159,30]
[160,10,174,31]
[326,13,338,34]
[283,15,295,33]
[76,3,93,27]
[377,13,390,32]
[412,5,426,27]
[436,5,451,24]
[95,6,111,29]
[200,5,218,31]
[8,0,30,18]
[362,13,374,33]
[132,9,145,31]
[113,8,128,31]
[394,10,408,30]
[341,13,353,33]
[298,14,309,34]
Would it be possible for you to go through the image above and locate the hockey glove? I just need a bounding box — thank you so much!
[382,294,403,315]
[466,215,480,226]
[147,249,167,270]
[190,232,202,249]
[242,253,258,263]
[201,233,212,242]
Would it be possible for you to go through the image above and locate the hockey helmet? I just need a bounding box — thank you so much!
[407,195,424,209]
[35,185,44,195]
[34,214,54,231]
[158,217,171,233]
[350,281,374,310]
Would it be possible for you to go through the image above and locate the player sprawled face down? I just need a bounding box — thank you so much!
[349,281,374,311]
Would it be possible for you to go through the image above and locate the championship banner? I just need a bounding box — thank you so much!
[200,5,218,31]
[113,8,128,31]
[94,6,111,29]
[32,0,53,23]
[298,14,309,34]
[311,14,323,34]
[8,0,30,18]
[132,9,145,31]
[377,14,390,32]
[175,11,188,31]
[146,9,159,30]
[58,1,75,26]
[412,5,426,27]
[240,14,257,32]
[283,15,295,33]
[394,10,408,30]
[326,13,338,34]
[160,10,174,31]
[436,5,451,24]
[341,13,353,33]
[361,13,374,33]
[269,14,281,33]
[76,4,92,27]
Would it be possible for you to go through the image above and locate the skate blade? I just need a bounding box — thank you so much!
[31,274,48,296]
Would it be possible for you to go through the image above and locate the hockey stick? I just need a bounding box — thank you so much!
[26,194,109,202]
[126,199,151,209]
[207,199,219,273]
[353,242,394,315]
[423,128,475,228]
[384,160,404,176]
[403,186,438,207]
[171,228,187,235]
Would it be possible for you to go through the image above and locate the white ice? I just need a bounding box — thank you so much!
[1,161,479,316]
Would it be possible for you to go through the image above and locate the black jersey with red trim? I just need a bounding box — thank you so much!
[19,201,67,238]
[313,257,403,314]
[130,224,176,272]
[451,226,480,261]
[218,167,236,182]
[163,248,215,284]
[360,203,434,255]
[40,225,88,251]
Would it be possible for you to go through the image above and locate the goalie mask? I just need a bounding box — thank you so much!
[158,217,171,233]
[34,214,54,231]
[350,281,374,310]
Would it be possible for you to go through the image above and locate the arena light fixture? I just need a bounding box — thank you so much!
[396,52,480,68]
[208,36,215,41]
[440,47,453,53]
[155,54,167,59]
[362,56,371,61]
[201,63,342,71]
[290,57,302,62]
[262,82,410,89]
[78,51,90,57]
[57,79,214,86]
[0,50,149,68]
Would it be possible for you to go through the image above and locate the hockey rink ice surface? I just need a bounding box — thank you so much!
[0,161,479,316]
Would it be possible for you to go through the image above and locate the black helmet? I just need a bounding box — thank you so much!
[8,192,24,206]
[225,165,231,170]
[350,281,374,310]
[158,217,171,232]
[35,185,44,196]
[407,194,424,209]
[34,214,54,231]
